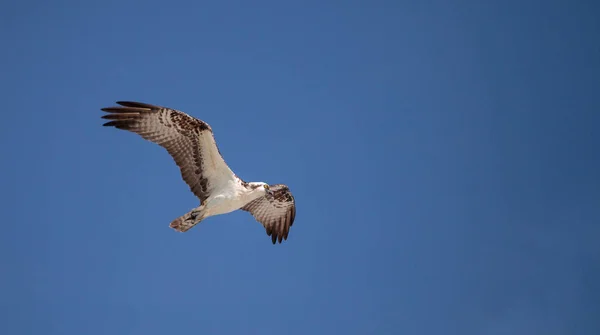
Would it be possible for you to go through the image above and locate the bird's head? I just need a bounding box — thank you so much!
[249,182,273,197]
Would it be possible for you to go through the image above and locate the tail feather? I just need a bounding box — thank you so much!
[170,208,206,232]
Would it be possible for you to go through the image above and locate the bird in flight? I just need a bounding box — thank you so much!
[101,101,296,244]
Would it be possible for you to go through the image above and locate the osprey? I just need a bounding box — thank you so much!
[101,101,296,244]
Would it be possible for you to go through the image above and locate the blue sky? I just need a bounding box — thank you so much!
[1,0,599,334]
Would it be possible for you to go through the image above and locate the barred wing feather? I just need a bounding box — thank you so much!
[241,184,296,244]
[101,101,237,203]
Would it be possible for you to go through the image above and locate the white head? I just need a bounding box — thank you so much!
[247,182,273,197]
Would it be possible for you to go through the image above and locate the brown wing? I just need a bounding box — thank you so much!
[101,101,238,203]
[241,184,296,244]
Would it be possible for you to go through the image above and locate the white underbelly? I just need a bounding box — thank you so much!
[204,195,250,216]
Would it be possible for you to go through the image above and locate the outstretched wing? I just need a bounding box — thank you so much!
[101,101,238,203]
[241,184,296,244]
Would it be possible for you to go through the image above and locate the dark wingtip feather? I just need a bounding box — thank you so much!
[102,120,133,129]
[102,120,119,127]
[101,106,152,113]
[116,101,160,109]
[101,114,138,120]
[290,206,296,227]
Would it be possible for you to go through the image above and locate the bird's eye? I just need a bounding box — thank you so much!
[264,185,270,190]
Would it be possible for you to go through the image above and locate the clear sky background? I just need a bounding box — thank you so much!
[1,1,599,334]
